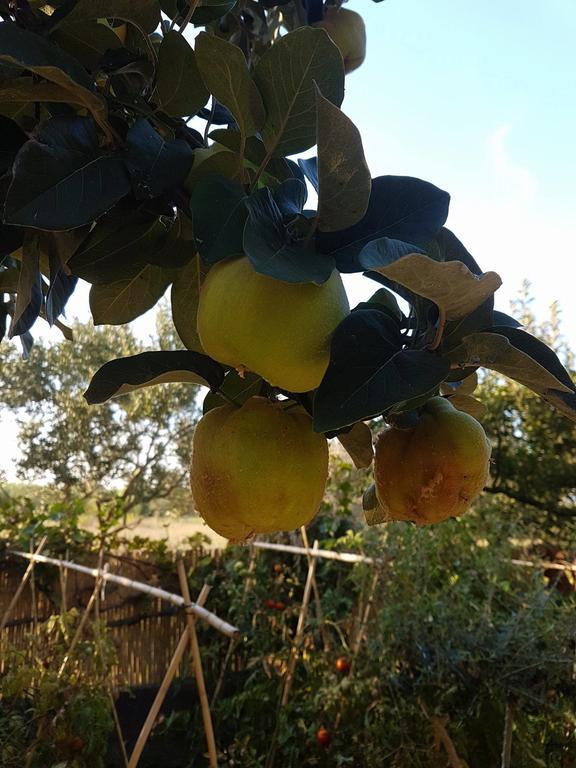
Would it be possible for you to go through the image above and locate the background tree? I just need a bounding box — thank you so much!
[479,286,575,532]
[0,303,201,519]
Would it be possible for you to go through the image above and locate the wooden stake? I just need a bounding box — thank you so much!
[210,636,238,711]
[300,527,329,652]
[501,700,515,768]
[177,559,218,768]
[128,586,211,768]
[128,628,191,768]
[265,541,319,768]
[109,689,130,768]
[0,536,47,632]
[281,539,318,706]
[351,569,379,663]
[58,551,105,679]
[29,538,38,636]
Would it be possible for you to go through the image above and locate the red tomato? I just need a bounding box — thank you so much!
[273,563,282,573]
[335,656,350,674]
[274,601,286,611]
[70,736,85,753]
[265,599,276,609]
[316,727,331,747]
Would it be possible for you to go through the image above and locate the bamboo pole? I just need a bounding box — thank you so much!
[501,700,515,768]
[1,536,47,632]
[351,570,379,663]
[210,636,238,710]
[29,538,38,636]
[300,527,329,652]
[11,551,239,638]
[177,559,218,768]
[252,540,376,565]
[265,541,319,768]
[58,551,106,679]
[128,586,210,768]
[109,690,130,768]
[281,539,319,706]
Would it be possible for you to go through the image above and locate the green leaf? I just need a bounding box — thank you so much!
[89,264,174,325]
[8,233,42,338]
[317,176,450,270]
[369,253,502,321]
[154,31,208,118]
[315,85,371,232]
[195,33,265,138]
[202,370,265,414]
[148,213,195,269]
[446,331,576,422]
[313,309,450,432]
[55,0,161,35]
[0,23,109,131]
[254,27,344,157]
[69,210,167,283]
[84,350,225,404]
[170,255,208,353]
[337,421,374,469]
[124,118,193,199]
[191,0,238,25]
[243,187,334,284]
[191,174,247,265]
[4,117,130,231]
[50,21,122,71]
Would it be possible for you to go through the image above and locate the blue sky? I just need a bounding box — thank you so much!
[340,0,576,339]
[2,0,575,477]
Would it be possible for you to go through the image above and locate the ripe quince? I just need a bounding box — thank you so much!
[190,396,329,540]
[197,256,349,393]
[374,397,491,525]
[314,7,367,74]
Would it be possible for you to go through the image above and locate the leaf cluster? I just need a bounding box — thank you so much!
[0,0,573,466]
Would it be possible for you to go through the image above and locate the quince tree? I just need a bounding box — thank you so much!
[0,1,574,537]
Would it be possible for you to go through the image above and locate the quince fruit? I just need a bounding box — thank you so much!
[197,256,349,393]
[314,7,367,74]
[374,397,491,525]
[190,396,329,540]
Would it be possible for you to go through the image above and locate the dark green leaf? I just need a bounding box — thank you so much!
[195,33,265,138]
[317,176,450,269]
[273,178,307,219]
[191,174,247,265]
[124,118,193,199]
[191,0,237,25]
[69,209,167,283]
[84,349,225,404]
[315,85,370,232]
[4,116,130,230]
[171,254,208,353]
[202,370,265,414]
[314,309,450,432]
[154,31,208,118]
[254,27,344,157]
[50,21,122,71]
[90,264,174,325]
[446,331,576,421]
[55,0,161,35]
[8,233,42,338]
[243,187,334,284]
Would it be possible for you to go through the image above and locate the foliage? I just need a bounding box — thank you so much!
[0,609,115,768]
[0,306,200,517]
[0,0,573,468]
[479,287,576,531]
